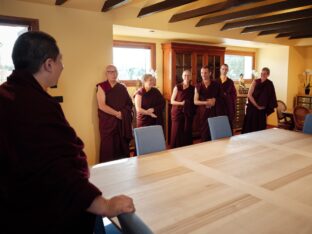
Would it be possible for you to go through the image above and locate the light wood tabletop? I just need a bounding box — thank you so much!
[90,128,312,234]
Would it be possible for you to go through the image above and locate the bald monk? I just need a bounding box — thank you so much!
[194,65,226,142]
[242,67,277,133]
[134,74,165,128]
[170,70,195,148]
[96,65,133,163]
[0,31,135,234]
[218,64,237,130]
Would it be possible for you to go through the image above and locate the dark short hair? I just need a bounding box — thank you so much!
[12,31,60,74]
[221,64,229,68]
[201,65,210,70]
[262,67,270,75]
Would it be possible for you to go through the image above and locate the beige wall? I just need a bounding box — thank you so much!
[1,0,113,165]
[257,45,290,126]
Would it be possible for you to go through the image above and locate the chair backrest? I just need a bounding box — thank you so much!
[117,213,153,234]
[303,113,312,134]
[208,115,232,140]
[133,125,166,156]
[276,100,287,121]
[293,106,310,131]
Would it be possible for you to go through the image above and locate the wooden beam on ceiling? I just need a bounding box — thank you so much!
[137,0,197,18]
[55,0,67,5]
[258,24,312,36]
[102,0,129,12]
[241,17,312,34]
[290,34,312,39]
[275,29,311,38]
[196,0,312,27]
[222,8,312,31]
[169,0,264,23]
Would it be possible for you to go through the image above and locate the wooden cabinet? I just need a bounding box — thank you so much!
[162,42,225,100]
[162,42,225,141]
[233,96,247,131]
[296,95,312,109]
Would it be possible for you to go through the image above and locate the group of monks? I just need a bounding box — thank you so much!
[97,64,277,163]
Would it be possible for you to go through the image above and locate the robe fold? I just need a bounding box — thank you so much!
[196,81,226,142]
[219,78,237,129]
[134,87,165,128]
[170,84,195,148]
[0,70,102,234]
[242,78,277,134]
[97,81,133,163]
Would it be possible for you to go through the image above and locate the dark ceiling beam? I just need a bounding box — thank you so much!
[241,17,312,34]
[222,8,312,31]
[55,0,67,5]
[196,0,312,27]
[137,0,197,18]
[169,0,264,23]
[290,34,312,39]
[102,0,129,12]
[258,24,312,36]
[276,31,312,38]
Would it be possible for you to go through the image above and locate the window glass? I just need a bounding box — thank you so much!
[224,54,253,80]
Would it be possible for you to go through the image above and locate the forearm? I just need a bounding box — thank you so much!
[194,100,208,106]
[136,107,151,116]
[171,100,184,106]
[100,104,119,117]
[87,195,110,216]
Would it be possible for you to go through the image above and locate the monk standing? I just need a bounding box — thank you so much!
[96,65,133,163]
[134,74,165,128]
[219,64,237,129]
[194,66,226,141]
[242,67,277,133]
[170,70,195,148]
[0,31,134,234]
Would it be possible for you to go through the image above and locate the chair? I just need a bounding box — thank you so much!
[276,100,294,130]
[208,116,232,140]
[133,125,166,156]
[293,106,310,131]
[94,214,153,234]
[303,114,312,134]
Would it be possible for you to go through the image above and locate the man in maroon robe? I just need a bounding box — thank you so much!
[170,70,195,148]
[242,67,277,133]
[96,65,133,163]
[218,64,237,130]
[0,31,134,234]
[134,74,165,128]
[194,66,226,141]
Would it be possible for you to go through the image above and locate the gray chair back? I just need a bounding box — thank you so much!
[208,116,232,140]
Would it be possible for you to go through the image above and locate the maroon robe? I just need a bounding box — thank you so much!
[170,84,195,148]
[0,70,102,234]
[134,87,165,128]
[219,78,237,129]
[196,81,226,142]
[97,81,133,163]
[242,78,277,133]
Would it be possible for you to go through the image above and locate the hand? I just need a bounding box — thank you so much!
[116,111,122,120]
[106,195,135,218]
[150,113,157,118]
[147,108,154,114]
[181,100,185,106]
[257,105,265,110]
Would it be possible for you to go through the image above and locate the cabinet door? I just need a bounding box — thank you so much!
[176,53,192,84]
[195,54,204,84]
[208,55,221,80]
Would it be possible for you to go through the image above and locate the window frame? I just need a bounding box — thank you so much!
[0,15,39,31]
[113,40,156,86]
[225,50,255,83]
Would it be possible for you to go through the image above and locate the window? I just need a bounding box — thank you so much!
[113,41,156,86]
[224,51,255,81]
[0,15,39,85]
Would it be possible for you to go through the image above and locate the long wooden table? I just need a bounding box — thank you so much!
[90,129,312,233]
